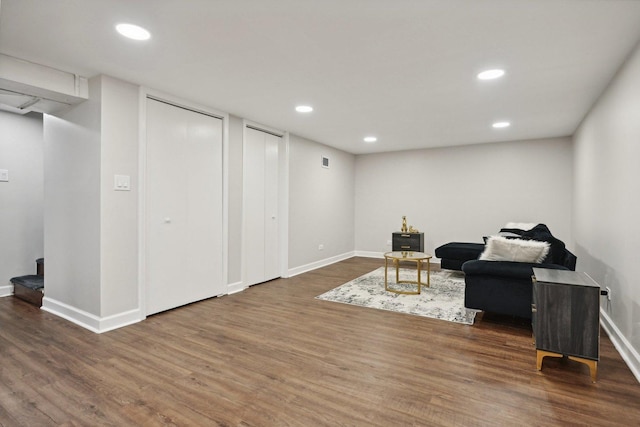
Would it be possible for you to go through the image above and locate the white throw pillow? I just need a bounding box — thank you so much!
[479,236,550,263]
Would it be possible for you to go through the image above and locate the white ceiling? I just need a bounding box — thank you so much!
[2,0,640,154]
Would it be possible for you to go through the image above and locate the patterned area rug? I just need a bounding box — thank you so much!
[316,267,477,325]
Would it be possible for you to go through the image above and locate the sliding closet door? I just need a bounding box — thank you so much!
[145,98,224,315]
[244,127,280,286]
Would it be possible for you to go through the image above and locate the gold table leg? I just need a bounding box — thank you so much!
[384,256,390,292]
[426,257,430,287]
[385,257,425,295]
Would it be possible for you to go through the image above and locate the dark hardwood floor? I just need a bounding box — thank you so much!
[1,257,639,426]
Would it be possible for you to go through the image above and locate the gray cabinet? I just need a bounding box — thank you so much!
[532,268,600,382]
[392,232,424,252]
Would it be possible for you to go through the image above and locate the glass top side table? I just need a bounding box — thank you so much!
[383,251,432,295]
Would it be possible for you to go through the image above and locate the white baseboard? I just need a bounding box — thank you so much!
[600,308,640,383]
[0,284,13,297]
[354,250,385,258]
[41,297,143,334]
[227,281,246,295]
[288,251,355,277]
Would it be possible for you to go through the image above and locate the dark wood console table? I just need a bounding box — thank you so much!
[532,268,600,382]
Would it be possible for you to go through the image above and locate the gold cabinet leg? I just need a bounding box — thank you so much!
[589,361,598,383]
[537,350,562,371]
[536,351,542,371]
[569,356,598,383]
[538,351,598,382]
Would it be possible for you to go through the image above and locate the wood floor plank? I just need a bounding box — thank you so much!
[1,257,639,426]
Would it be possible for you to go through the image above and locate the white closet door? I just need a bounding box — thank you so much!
[263,133,280,281]
[146,98,224,315]
[244,127,280,286]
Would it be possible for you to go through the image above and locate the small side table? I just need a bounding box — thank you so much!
[384,251,432,295]
[392,232,424,252]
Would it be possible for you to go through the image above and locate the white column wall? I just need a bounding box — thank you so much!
[43,77,102,315]
[99,76,140,317]
[0,111,44,296]
[573,40,640,379]
[43,75,141,328]
[354,137,574,257]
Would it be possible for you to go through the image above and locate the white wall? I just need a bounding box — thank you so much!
[573,41,640,379]
[43,77,102,315]
[99,76,139,317]
[0,111,44,296]
[43,75,141,330]
[355,137,574,257]
[288,135,355,273]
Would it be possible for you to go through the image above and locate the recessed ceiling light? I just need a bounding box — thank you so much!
[477,69,505,80]
[363,136,377,143]
[492,121,511,128]
[295,105,313,113]
[116,23,151,41]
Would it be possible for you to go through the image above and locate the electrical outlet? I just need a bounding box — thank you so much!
[387,240,392,246]
[318,244,324,251]
[606,286,612,301]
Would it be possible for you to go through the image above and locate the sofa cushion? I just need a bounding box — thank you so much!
[435,242,484,260]
[462,260,569,280]
[479,236,550,263]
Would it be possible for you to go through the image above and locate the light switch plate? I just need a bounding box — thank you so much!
[0,169,8,182]
[114,174,131,191]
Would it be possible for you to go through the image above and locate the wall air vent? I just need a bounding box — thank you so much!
[0,54,88,115]
[321,155,330,168]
